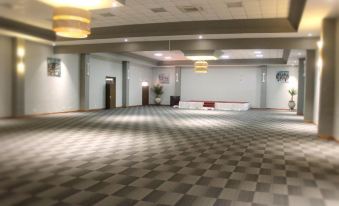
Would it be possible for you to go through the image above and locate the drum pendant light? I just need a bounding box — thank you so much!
[194,60,208,73]
[53,7,91,38]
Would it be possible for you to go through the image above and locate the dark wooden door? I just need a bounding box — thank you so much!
[142,86,149,106]
[106,82,116,109]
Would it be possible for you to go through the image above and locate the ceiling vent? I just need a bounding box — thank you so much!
[177,5,203,13]
[100,12,115,17]
[226,2,243,8]
[150,7,167,13]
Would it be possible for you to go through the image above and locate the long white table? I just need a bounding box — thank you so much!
[215,102,250,111]
[179,101,204,109]
[179,101,250,111]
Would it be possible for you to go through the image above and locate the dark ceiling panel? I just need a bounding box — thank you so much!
[0,17,55,41]
[54,37,318,54]
[157,58,287,66]
[71,18,295,40]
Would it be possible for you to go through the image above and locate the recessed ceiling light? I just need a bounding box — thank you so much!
[198,35,203,39]
[256,54,264,58]
[221,55,230,59]
[165,56,172,60]
[308,33,313,37]
[154,53,163,57]
[124,38,128,42]
[254,51,262,54]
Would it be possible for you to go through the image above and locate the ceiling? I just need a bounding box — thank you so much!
[90,0,289,28]
[0,0,337,42]
[134,49,285,61]
[0,0,290,29]
[0,0,334,66]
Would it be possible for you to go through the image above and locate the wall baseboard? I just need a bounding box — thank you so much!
[304,120,315,124]
[319,134,335,141]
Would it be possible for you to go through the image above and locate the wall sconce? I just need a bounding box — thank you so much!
[16,40,25,74]
[17,47,25,58]
[141,81,149,87]
[17,62,25,74]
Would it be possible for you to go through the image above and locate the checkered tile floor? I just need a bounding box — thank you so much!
[0,106,339,206]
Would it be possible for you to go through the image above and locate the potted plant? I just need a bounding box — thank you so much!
[152,84,164,105]
[288,88,297,111]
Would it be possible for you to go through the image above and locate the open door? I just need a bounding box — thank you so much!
[105,77,116,109]
[142,84,149,106]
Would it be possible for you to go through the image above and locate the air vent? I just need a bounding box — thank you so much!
[177,5,203,13]
[100,12,115,17]
[150,8,167,13]
[226,2,243,8]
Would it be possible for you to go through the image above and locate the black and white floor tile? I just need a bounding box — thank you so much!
[0,106,338,206]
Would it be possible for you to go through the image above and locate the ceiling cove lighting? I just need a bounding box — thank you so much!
[194,60,208,73]
[186,56,217,61]
[53,7,91,38]
[40,0,125,10]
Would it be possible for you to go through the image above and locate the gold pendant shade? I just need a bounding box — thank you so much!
[53,7,91,38]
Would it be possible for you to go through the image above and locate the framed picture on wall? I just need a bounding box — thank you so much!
[47,57,61,77]
[158,73,170,84]
[276,71,289,83]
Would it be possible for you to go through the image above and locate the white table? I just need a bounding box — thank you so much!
[179,101,250,111]
[179,101,204,109]
[215,102,250,111]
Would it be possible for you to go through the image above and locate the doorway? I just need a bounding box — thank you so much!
[105,77,116,109]
[142,82,149,106]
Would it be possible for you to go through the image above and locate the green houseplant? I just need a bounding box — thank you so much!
[152,84,164,105]
[288,88,297,110]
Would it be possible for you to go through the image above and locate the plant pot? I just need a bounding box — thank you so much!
[288,100,296,111]
[155,97,161,105]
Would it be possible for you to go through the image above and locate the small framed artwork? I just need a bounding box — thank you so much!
[276,71,289,83]
[47,57,61,77]
[158,73,170,84]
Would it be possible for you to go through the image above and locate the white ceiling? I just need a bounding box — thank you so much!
[0,0,337,45]
[133,49,285,61]
[91,0,289,28]
[0,0,290,29]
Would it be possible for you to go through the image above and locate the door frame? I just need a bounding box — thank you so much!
[105,76,116,109]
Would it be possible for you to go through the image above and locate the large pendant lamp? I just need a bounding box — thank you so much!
[53,7,91,38]
[194,60,208,73]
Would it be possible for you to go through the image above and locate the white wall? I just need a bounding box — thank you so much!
[89,56,123,109]
[266,66,299,109]
[181,66,261,108]
[152,67,176,105]
[0,36,13,117]
[25,41,80,115]
[129,63,153,106]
